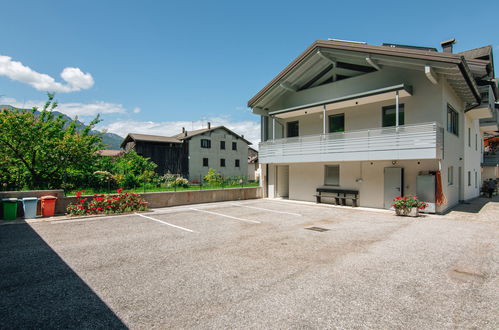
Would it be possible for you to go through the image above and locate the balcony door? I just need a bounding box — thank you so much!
[384,167,404,209]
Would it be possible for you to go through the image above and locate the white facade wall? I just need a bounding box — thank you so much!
[187,128,249,180]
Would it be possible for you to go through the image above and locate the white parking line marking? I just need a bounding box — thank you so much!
[135,213,196,233]
[229,203,302,216]
[189,208,260,224]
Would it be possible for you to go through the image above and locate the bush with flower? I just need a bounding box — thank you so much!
[66,189,148,216]
[392,195,427,215]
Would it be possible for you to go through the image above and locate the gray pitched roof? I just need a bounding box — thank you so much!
[174,126,252,145]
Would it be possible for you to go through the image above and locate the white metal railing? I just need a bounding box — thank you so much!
[259,122,443,163]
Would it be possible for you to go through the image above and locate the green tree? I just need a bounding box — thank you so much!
[0,93,103,189]
[111,151,157,188]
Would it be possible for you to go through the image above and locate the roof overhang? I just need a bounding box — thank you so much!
[467,105,493,120]
[269,84,412,118]
[248,40,481,110]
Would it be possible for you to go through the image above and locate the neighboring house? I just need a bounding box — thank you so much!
[98,149,124,158]
[121,123,251,180]
[247,38,498,213]
[482,135,499,182]
[247,147,260,181]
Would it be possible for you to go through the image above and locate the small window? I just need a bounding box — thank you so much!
[201,139,211,148]
[447,105,459,136]
[382,104,405,127]
[203,158,209,167]
[475,134,477,151]
[328,114,345,133]
[468,128,471,147]
[475,172,477,188]
[235,159,240,167]
[468,171,471,186]
[287,121,299,137]
[220,141,225,150]
[324,165,340,186]
[448,166,454,186]
[220,158,226,167]
[232,142,237,150]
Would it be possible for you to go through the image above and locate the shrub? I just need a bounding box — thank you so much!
[204,168,223,186]
[66,189,148,216]
[392,195,427,210]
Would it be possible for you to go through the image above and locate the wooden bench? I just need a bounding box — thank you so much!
[314,187,359,207]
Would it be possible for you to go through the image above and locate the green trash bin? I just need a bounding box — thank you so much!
[2,198,19,221]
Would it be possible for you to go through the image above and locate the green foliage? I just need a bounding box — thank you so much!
[110,151,157,188]
[204,168,223,185]
[0,93,103,190]
[66,189,148,216]
[159,172,189,188]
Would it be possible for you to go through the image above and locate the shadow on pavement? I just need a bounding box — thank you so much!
[0,223,126,329]
[443,195,499,214]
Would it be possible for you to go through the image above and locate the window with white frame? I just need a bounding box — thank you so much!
[448,166,454,186]
[447,105,458,136]
[324,165,340,186]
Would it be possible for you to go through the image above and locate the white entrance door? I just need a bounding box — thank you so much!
[384,167,403,209]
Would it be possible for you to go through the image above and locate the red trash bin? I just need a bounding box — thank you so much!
[40,195,57,217]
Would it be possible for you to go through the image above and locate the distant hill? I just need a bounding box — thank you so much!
[0,105,124,150]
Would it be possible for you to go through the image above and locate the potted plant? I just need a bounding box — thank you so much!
[392,195,427,217]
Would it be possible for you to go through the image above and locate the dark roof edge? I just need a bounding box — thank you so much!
[180,126,252,145]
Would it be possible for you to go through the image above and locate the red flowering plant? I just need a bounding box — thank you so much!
[66,189,148,216]
[391,195,427,215]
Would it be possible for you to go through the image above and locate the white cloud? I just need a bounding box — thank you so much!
[99,117,261,146]
[0,55,94,92]
[0,97,126,117]
[132,107,141,113]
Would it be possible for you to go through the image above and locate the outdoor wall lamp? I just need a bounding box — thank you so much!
[392,160,397,165]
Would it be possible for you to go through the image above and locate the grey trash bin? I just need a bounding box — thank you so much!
[22,197,38,219]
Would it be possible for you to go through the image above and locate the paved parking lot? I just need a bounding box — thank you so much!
[1,199,498,328]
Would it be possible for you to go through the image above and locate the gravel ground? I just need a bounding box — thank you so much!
[1,198,498,329]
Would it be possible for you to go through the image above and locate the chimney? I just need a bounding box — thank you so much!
[182,127,185,133]
[241,135,244,139]
[440,38,456,53]
[184,130,188,137]
[207,122,211,129]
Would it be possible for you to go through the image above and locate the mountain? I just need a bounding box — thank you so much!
[0,105,124,150]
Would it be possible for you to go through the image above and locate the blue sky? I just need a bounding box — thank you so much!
[1,0,497,144]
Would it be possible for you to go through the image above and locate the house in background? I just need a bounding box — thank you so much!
[121,123,251,180]
[247,147,260,181]
[97,149,125,158]
[247,38,497,213]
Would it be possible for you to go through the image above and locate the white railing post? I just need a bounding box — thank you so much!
[395,90,400,131]
[272,116,276,141]
[323,104,326,135]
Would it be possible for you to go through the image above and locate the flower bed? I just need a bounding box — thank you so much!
[66,189,148,216]
[392,195,427,217]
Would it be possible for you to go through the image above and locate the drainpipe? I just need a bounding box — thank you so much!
[323,104,327,134]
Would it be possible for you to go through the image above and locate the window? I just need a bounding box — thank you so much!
[202,158,209,167]
[382,104,405,127]
[232,142,237,150]
[468,171,471,186]
[475,172,477,188]
[468,128,471,147]
[475,134,478,151]
[235,159,240,167]
[201,139,211,148]
[220,141,225,150]
[287,121,299,137]
[448,166,454,186]
[324,165,340,186]
[447,105,459,136]
[220,158,226,167]
[328,114,345,133]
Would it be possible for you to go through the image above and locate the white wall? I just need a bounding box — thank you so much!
[188,128,249,180]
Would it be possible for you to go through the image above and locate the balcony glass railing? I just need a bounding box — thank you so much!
[259,122,443,163]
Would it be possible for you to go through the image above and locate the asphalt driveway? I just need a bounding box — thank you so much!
[1,199,498,328]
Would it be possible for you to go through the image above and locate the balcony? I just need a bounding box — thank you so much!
[259,122,443,163]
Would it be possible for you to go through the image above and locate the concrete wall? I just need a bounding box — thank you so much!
[188,128,249,180]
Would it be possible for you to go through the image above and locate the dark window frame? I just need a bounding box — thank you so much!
[202,158,209,167]
[235,159,240,167]
[220,158,226,167]
[220,141,225,150]
[328,113,345,133]
[232,141,237,151]
[201,139,211,148]
[447,105,459,136]
[287,121,299,138]
[382,104,405,127]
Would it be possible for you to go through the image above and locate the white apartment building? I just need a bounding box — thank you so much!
[247,39,498,213]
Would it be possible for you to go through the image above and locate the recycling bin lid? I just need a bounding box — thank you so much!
[40,195,57,200]
[22,197,38,201]
[2,198,19,202]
